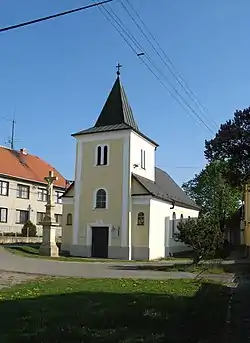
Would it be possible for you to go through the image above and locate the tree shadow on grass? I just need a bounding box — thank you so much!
[110,263,195,273]
[0,283,230,343]
[4,243,61,256]
[6,245,40,256]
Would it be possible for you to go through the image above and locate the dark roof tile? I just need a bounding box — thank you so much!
[95,76,139,130]
[133,167,200,210]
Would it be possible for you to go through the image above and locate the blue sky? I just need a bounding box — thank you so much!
[0,0,249,185]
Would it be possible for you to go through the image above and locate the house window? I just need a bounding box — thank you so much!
[180,214,184,222]
[17,184,29,199]
[97,146,102,165]
[137,212,145,226]
[37,212,45,224]
[67,213,73,225]
[0,208,8,223]
[171,212,176,237]
[55,214,62,225]
[141,149,146,169]
[96,145,109,166]
[38,188,47,202]
[0,181,9,196]
[56,191,64,204]
[95,189,107,208]
[16,210,29,224]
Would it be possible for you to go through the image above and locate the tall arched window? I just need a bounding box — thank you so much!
[180,214,184,222]
[172,212,176,237]
[67,213,72,225]
[96,189,107,208]
[97,146,102,165]
[96,145,109,166]
[137,212,145,226]
[103,145,108,165]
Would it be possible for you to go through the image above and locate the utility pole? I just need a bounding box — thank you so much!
[10,118,15,149]
[8,111,16,150]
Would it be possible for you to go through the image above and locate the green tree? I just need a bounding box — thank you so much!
[21,220,37,237]
[182,161,241,231]
[175,216,224,264]
[204,107,250,189]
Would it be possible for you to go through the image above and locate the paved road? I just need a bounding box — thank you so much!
[0,247,196,280]
[0,247,235,282]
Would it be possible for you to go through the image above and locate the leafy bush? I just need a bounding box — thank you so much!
[21,220,37,237]
[175,215,224,264]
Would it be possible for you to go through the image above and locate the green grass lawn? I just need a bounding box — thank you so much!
[4,244,134,263]
[4,244,188,263]
[0,278,230,342]
[132,263,226,274]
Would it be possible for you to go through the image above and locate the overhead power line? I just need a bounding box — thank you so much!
[94,0,215,135]
[0,0,113,33]
[121,0,218,131]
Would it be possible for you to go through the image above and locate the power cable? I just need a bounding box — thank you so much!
[0,0,114,33]
[121,0,219,130]
[95,1,215,134]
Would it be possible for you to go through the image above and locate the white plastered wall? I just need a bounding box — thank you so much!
[167,204,199,254]
[148,198,199,258]
[149,199,166,259]
[130,131,156,182]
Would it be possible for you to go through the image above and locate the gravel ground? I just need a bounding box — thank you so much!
[0,271,39,290]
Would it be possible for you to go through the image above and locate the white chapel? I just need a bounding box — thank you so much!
[61,73,199,260]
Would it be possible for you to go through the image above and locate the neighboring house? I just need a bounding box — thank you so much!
[0,146,67,236]
[61,74,200,260]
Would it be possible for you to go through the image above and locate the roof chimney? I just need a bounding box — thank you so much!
[20,148,28,155]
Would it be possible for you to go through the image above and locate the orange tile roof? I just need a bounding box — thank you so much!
[0,146,66,188]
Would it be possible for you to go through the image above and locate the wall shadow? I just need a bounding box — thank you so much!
[109,263,194,273]
[0,282,230,342]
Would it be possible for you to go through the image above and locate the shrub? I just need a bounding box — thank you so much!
[175,215,224,264]
[21,220,37,237]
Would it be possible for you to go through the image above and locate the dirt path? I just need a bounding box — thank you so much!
[226,273,250,342]
[0,271,39,290]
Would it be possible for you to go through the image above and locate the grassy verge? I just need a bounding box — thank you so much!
[4,244,188,263]
[0,278,230,342]
[132,263,226,274]
[4,245,134,263]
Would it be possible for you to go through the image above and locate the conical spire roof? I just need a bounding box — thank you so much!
[72,75,158,147]
[94,76,139,131]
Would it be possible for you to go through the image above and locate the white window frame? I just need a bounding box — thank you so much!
[16,209,29,224]
[0,208,8,223]
[95,144,109,166]
[0,181,9,196]
[38,188,47,202]
[93,188,108,209]
[55,191,64,204]
[54,213,62,225]
[17,184,30,199]
[37,212,45,224]
[141,149,146,169]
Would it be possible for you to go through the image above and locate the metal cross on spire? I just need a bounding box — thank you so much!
[116,63,122,76]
